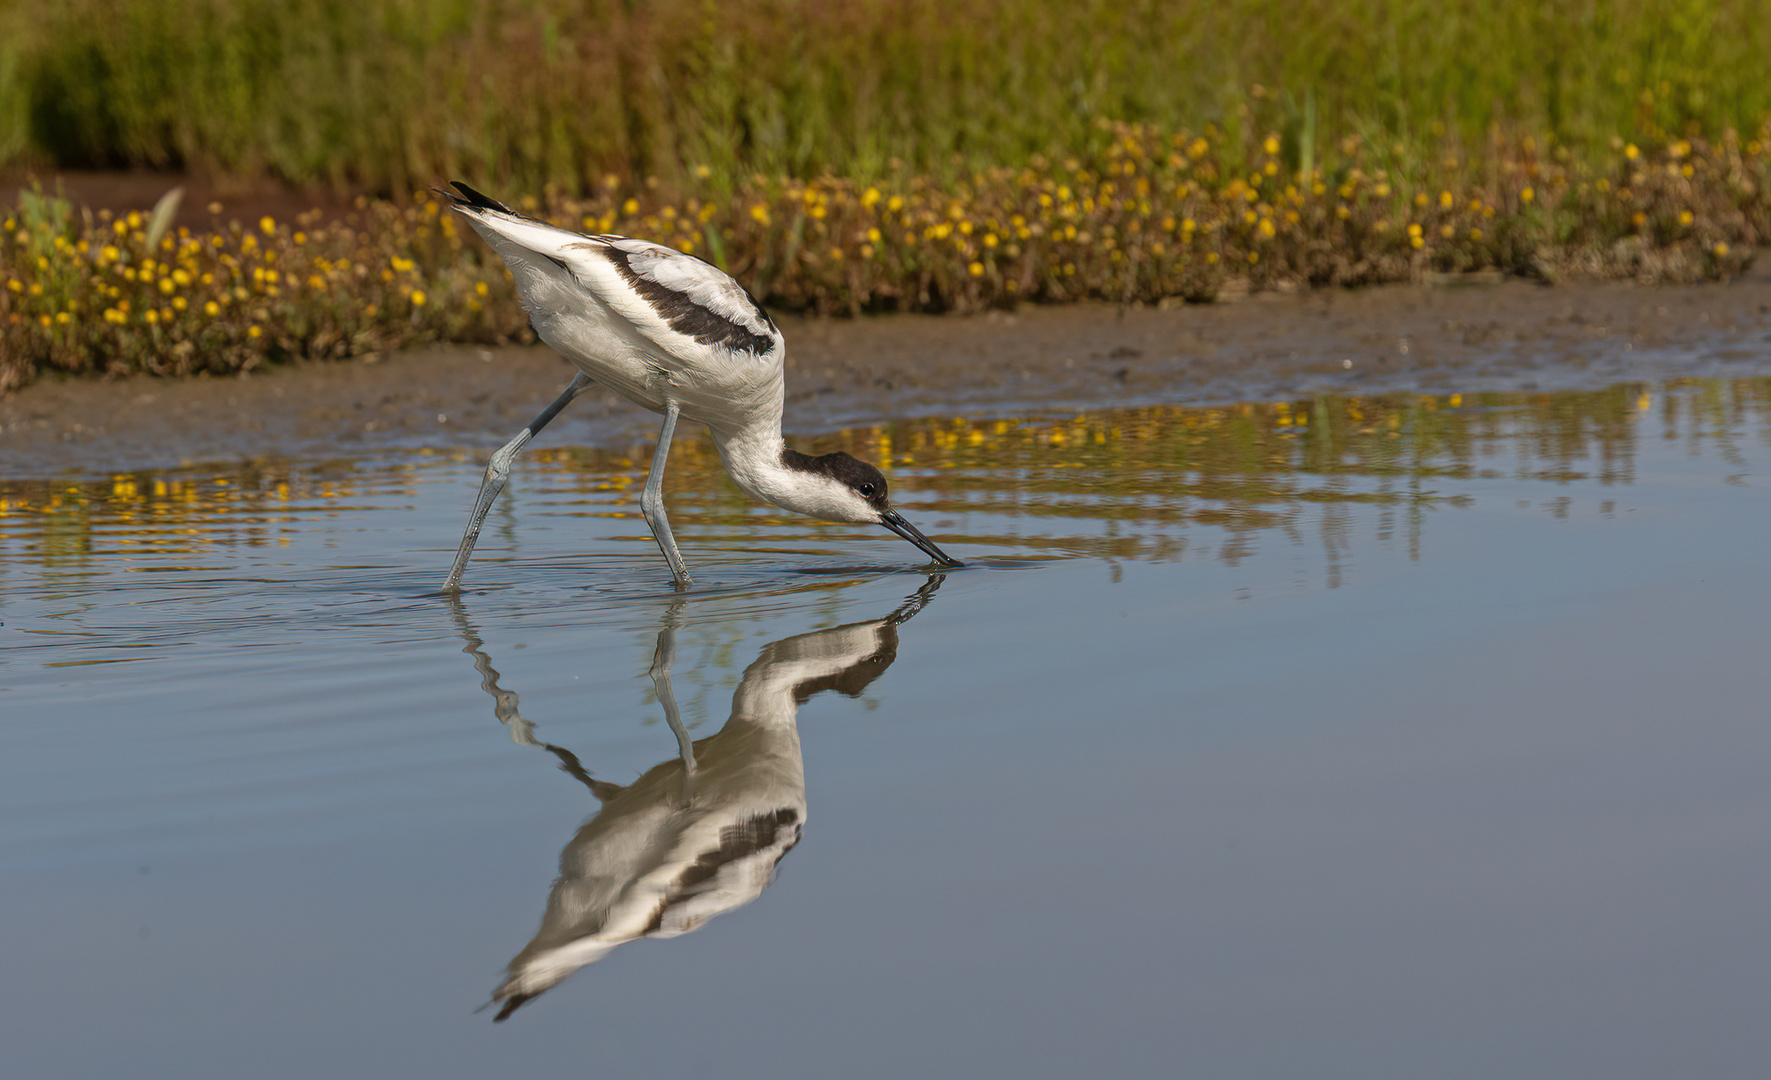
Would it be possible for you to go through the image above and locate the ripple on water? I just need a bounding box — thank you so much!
[3,376,1770,1077]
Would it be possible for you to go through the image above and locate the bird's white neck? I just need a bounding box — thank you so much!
[710,420,793,507]
[710,421,861,524]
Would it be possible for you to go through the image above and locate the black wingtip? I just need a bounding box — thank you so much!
[447,181,515,215]
[492,993,531,1022]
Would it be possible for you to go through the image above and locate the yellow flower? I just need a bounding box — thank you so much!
[1521,187,1535,204]
[1625,143,1639,160]
[204,301,221,316]
[968,261,984,277]
[1713,241,1730,257]
[1677,210,1693,226]
[410,289,427,306]
[259,216,276,235]
[1263,135,1280,155]
[1438,190,1453,208]
[248,325,262,338]
[474,281,489,296]
[622,198,640,215]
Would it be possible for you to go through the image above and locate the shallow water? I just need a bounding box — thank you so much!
[4,376,1771,1078]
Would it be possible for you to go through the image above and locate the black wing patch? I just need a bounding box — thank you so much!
[641,808,802,934]
[600,247,778,355]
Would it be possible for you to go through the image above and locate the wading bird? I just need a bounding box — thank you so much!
[452,575,942,1019]
[439,182,961,590]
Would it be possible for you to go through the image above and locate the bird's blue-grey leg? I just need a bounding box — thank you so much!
[442,372,595,592]
[647,616,697,799]
[639,400,693,588]
[447,592,619,800]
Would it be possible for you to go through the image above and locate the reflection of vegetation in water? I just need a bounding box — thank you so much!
[3,378,1767,576]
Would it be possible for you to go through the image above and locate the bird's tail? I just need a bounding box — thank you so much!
[442,181,516,216]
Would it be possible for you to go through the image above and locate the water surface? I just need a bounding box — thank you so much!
[3,376,1770,1078]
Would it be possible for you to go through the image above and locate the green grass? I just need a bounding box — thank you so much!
[4,0,1769,195]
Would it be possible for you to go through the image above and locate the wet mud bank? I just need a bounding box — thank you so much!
[4,269,1770,479]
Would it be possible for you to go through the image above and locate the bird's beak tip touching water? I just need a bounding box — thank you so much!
[878,509,964,568]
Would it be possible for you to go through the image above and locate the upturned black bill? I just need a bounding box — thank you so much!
[878,509,963,567]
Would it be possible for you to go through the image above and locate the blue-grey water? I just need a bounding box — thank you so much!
[3,378,1770,1078]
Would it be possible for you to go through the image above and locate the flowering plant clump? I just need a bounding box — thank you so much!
[3,119,1769,393]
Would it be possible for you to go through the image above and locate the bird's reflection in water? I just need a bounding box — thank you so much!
[450,576,943,1020]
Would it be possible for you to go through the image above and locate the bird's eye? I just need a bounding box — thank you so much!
[857,482,877,497]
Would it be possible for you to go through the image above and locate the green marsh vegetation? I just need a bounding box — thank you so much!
[1,0,1769,388]
[5,0,1769,190]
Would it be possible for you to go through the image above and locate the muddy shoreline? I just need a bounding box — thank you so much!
[5,270,1770,479]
